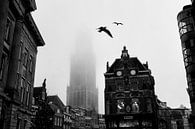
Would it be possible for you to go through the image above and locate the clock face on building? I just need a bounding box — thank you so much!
[116,71,122,76]
[130,70,136,75]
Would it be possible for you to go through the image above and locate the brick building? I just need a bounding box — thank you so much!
[47,95,65,129]
[104,46,192,129]
[177,1,195,128]
[0,0,45,128]
[104,46,158,129]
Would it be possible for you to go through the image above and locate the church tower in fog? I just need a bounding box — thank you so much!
[66,30,98,112]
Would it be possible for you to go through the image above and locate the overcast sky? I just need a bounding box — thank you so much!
[32,0,191,113]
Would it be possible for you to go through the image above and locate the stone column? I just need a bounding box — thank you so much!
[0,0,9,60]
[7,19,23,101]
[0,0,9,128]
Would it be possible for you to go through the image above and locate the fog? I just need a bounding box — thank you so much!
[33,0,191,113]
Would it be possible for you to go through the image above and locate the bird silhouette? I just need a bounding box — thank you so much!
[97,26,113,38]
[113,22,123,26]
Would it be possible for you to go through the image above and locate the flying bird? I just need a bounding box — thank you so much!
[113,22,123,26]
[97,26,113,38]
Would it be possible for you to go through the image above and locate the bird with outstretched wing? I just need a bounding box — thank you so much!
[113,22,123,26]
[97,26,113,38]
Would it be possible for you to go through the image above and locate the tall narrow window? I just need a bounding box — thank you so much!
[29,55,33,73]
[16,73,20,90]
[16,42,23,76]
[26,85,29,106]
[55,117,57,125]
[42,91,45,100]
[26,83,30,106]
[23,120,27,129]
[23,86,27,105]
[117,99,125,113]
[17,61,21,74]
[21,48,28,78]
[5,17,11,43]
[23,48,28,66]
[18,42,23,60]
[0,52,7,80]
[106,101,110,115]
[20,78,25,103]
[22,66,26,78]
[16,118,21,129]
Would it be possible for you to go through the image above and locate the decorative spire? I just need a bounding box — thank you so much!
[42,78,46,88]
[121,46,129,59]
[106,61,109,71]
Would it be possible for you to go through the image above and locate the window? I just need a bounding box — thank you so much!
[17,61,21,74]
[23,87,27,105]
[29,55,33,73]
[57,117,60,126]
[23,49,28,66]
[131,98,140,113]
[190,39,195,47]
[4,17,11,43]
[16,118,21,129]
[57,109,60,113]
[0,52,7,80]
[182,47,195,67]
[42,91,45,100]
[184,56,193,67]
[142,120,152,127]
[132,101,139,113]
[183,48,191,58]
[18,42,23,60]
[22,66,26,78]
[55,117,57,125]
[23,120,27,129]
[146,98,153,113]
[108,121,117,128]
[26,84,30,106]
[16,73,20,90]
[17,42,23,74]
[106,101,110,115]
[60,118,62,126]
[116,99,125,113]
[178,17,194,36]
[20,78,25,103]
[116,84,124,91]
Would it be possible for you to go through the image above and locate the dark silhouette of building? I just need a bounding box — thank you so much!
[33,79,47,105]
[157,99,191,129]
[104,46,158,129]
[67,106,99,129]
[177,1,195,128]
[98,114,106,129]
[47,95,69,129]
[64,106,72,129]
[67,31,98,113]
[0,0,45,129]
[33,80,72,129]
[32,79,54,129]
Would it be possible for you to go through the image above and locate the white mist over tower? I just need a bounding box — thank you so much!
[67,28,98,112]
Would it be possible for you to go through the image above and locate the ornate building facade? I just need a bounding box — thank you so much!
[0,0,45,128]
[104,46,158,129]
[177,1,195,128]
